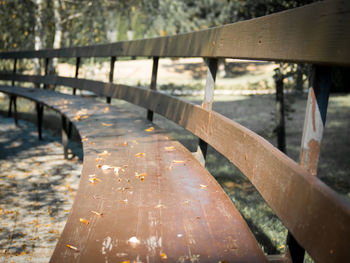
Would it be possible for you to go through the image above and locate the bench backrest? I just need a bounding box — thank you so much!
[1,0,350,262]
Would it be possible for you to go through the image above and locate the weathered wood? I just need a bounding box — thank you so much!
[0,85,267,263]
[0,1,349,66]
[1,82,349,262]
[286,65,332,262]
[147,56,159,121]
[299,65,331,176]
[195,58,218,165]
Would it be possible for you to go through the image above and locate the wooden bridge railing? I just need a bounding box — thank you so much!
[1,1,349,262]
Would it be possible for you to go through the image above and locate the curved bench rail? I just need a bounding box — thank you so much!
[0,85,268,262]
[0,0,349,65]
[1,0,350,261]
[1,73,350,261]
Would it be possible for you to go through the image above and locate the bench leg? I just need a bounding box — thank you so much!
[8,95,13,117]
[36,103,43,140]
[106,97,111,104]
[67,121,73,139]
[13,95,18,127]
[61,115,69,159]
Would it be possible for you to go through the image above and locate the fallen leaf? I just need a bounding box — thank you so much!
[66,244,78,251]
[135,152,145,158]
[172,160,185,164]
[132,140,138,145]
[98,151,111,157]
[104,106,110,113]
[164,146,175,151]
[79,218,89,225]
[184,200,189,205]
[200,184,207,189]
[135,172,147,178]
[101,122,113,127]
[160,252,167,259]
[145,127,154,132]
[120,199,128,203]
[75,115,81,121]
[89,177,101,184]
[96,164,102,168]
[122,141,128,146]
[122,261,130,263]
[101,164,113,170]
[155,204,165,209]
[82,138,89,142]
[91,210,103,216]
[95,157,104,162]
[88,174,96,177]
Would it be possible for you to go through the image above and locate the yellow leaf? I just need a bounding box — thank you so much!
[96,164,102,168]
[95,157,104,162]
[145,127,154,132]
[98,151,111,156]
[164,146,175,151]
[91,210,103,216]
[104,106,110,113]
[89,177,101,184]
[135,152,145,158]
[101,164,113,170]
[101,122,113,127]
[200,184,207,189]
[75,115,81,121]
[172,160,184,164]
[82,138,88,142]
[135,172,147,178]
[66,244,78,251]
[160,252,167,259]
[79,218,89,225]
[122,141,128,146]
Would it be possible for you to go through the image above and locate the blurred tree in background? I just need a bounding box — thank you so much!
[0,0,324,90]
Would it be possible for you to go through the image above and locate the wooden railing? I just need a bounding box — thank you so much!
[1,1,350,262]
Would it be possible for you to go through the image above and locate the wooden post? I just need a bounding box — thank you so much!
[68,57,81,137]
[43,57,49,89]
[147,57,159,121]
[274,69,286,153]
[194,58,218,166]
[36,102,43,140]
[286,65,331,263]
[73,57,80,95]
[106,56,116,104]
[8,59,17,125]
[61,115,69,159]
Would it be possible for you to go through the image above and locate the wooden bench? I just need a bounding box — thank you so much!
[1,1,350,262]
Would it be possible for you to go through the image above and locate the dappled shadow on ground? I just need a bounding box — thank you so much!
[0,117,82,261]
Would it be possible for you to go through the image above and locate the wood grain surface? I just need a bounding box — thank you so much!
[0,85,267,262]
[0,0,349,65]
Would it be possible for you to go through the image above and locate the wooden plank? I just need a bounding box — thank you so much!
[0,85,267,263]
[0,1,349,65]
[1,76,349,261]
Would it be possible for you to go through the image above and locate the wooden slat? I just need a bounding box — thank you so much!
[2,75,349,261]
[0,85,267,262]
[0,0,349,65]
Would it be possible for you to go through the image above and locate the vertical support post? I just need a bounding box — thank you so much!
[61,115,69,159]
[43,57,49,89]
[36,103,43,140]
[274,69,286,153]
[194,58,218,166]
[147,57,159,121]
[286,65,331,263]
[106,56,116,104]
[73,57,80,95]
[8,58,17,118]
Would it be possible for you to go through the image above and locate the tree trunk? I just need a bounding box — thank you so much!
[33,0,44,85]
[50,0,62,74]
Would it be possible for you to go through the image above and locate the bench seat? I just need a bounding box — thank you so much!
[0,85,267,262]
